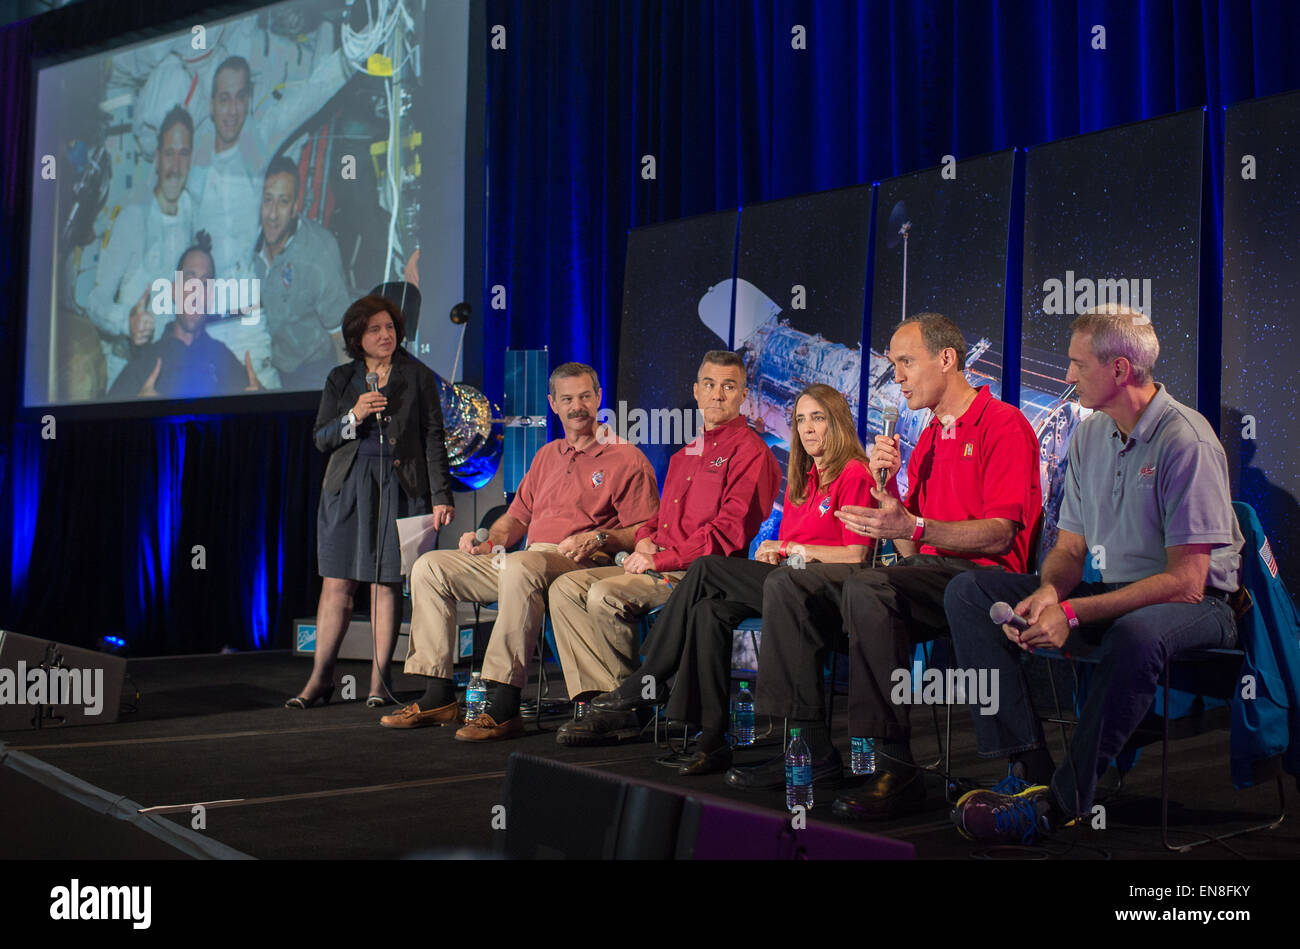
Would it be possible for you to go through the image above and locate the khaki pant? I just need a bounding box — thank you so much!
[548,567,686,697]
[404,543,586,688]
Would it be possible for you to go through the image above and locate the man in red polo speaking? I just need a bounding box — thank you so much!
[725,313,1041,822]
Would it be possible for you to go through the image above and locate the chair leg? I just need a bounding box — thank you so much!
[824,651,836,730]
[916,640,943,770]
[532,633,549,733]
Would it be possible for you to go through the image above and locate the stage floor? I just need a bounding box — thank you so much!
[0,651,1293,860]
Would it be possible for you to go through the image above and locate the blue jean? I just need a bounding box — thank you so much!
[944,570,1238,818]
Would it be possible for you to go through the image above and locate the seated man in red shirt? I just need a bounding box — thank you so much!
[725,313,1042,820]
[562,384,874,776]
[550,350,782,746]
[380,362,661,740]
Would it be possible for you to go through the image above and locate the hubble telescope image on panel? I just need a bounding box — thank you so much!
[697,278,863,453]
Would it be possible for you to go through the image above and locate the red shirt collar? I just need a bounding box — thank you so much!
[926,385,993,430]
[559,425,616,456]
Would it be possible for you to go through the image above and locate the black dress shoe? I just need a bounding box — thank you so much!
[831,768,925,820]
[555,706,643,746]
[678,745,734,776]
[725,747,844,791]
[589,686,660,713]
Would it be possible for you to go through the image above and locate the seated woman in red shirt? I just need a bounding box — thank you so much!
[584,383,875,775]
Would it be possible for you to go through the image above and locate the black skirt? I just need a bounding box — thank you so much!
[317,454,430,582]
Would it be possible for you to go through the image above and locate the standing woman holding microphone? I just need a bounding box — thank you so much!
[287,294,455,708]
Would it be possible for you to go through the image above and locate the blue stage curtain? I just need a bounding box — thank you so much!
[481,0,1300,412]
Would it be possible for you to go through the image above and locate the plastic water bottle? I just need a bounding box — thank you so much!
[465,672,487,722]
[785,728,814,811]
[732,681,755,747]
[851,737,877,775]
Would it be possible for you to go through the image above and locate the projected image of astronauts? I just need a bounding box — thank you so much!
[31,0,439,405]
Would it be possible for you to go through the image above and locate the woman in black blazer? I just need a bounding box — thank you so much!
[287,294,455,708]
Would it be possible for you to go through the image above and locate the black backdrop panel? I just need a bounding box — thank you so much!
[1222,90,1300,596]
[1021,109,1204,554]
[867,151,1015,499]
[616,211,738,480]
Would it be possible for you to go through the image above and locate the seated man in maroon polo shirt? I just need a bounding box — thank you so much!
[549,349,782,745]
[724,313,1042,820]
[380,361,661,740]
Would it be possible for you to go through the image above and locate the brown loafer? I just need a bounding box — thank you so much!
[379,700,460,729]
[454,712,524,742]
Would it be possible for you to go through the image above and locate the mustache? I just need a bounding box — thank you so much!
[566,411,591,420]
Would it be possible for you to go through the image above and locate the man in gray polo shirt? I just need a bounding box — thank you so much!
[943,307,1243,843]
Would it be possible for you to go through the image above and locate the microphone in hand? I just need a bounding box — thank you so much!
[989,601,1030,631]
[616,550,665,580]
[877,405,899,491]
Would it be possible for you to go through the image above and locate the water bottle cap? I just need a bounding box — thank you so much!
[790,727,802,737]
[740,680,749,689]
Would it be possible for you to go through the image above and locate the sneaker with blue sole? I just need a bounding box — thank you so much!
[951,784,1055,844]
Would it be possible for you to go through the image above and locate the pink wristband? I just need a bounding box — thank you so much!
[1060,600,1080,629]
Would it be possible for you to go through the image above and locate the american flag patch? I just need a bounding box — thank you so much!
[1260,537,1279,579]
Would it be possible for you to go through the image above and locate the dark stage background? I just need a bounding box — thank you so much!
[1021,109,1205,555]
[1222,90,1300,597]
[867,150,1016,501]
[4,1,1300,654]
[615,211,739,478]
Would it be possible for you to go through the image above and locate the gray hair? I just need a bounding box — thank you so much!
[699,349,746,375]
[1070,305,1159,385]
[548,361,600,396]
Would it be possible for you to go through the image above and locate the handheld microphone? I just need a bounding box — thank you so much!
[365,372,384,443]
[989,601,1030,631]
[616,550,665,580]
[475,527,490,543]
[878,405,900,491]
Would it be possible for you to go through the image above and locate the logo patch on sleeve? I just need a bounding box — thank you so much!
[1260,537,1279,579]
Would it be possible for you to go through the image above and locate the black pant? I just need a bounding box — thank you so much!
[631,555,774,734]
[756,556,998,740]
